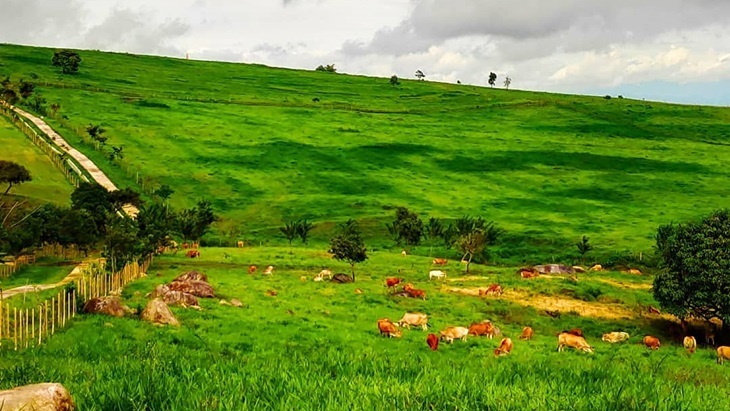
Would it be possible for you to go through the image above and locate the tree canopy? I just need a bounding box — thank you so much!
[329,219,367,281]
[653,209,730,321]
[0,161,32,196]
[52,50,82,74]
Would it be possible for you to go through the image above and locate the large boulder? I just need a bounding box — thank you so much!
[0,383,75,411]
[168,280,215,298]
[149,284,171,298]
[330,273,354,283]
[141,298,179,326]
[161,290,199,308]
[174,270,208,283]
[82,296,129,318]
[533,264,573,274]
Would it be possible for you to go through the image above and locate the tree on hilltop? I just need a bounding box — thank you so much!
[389,75,400,86]
[315,64,337,73]
[0,161,32,196]
[52,50,81,74]
[488,72,497,87]
[503,76,512,90]
[415,70,426,81]
[653,210,730,324]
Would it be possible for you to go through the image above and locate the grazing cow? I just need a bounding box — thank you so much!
[407,288,427,300]
[643,335,661,350]
[236,241,244,248]
[182,243,190,249]
[440,327,469,343]
[557,332,594,353]
[429,270,446,280]
[602,332,630,343]
[683,336,697,354]
[468,321,495,338]
[519,326,534,340]
[315,269,333,282]
[717,346,730,364]
[192,242,199,249]
[263,266,274,275]
[398,312,429,331]
[494,338,513,356]
[377,319,402,338]
[185,250,200,258]
[401,250,407,257]
[248,265,257,274]
[386,277,404,292]
[622,268,642,275]
[589,264,603,272]
[426,333,439,351]
[432,258,448,266]
[479,284,503,296]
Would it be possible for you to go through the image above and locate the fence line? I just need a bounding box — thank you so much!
[0,102,88,188]
[0,255,153,351]
[0,255,35,279]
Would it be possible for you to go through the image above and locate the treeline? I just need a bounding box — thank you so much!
[0,182,216,271]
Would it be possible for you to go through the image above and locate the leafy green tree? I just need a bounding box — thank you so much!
[0,161,32,196]
[329,219,368,281]
[457,231,487,274]
[455,219,503,273]
[58,208,99,256]
[110,187,143,208]
[391,206,424,246]
[86,124,106,144]
[109,146,124,162]
[26,93,48,115]
[154,184,174,203]
[71,182,113,233]
[177,200,217,243]
[1,88,18,105]
[297,219,314,244]
[426,217,443,240]
[488,72,497,87]
[33,204,64,245]
[653,210,730,322]
[102,215,140,273]
[136,202,175,256]
[389,75,400,86]
[18,79,35,99]
[52,50,82,74]
[441,223,457,248]
[315,64,337,73]
[576,235,593,263]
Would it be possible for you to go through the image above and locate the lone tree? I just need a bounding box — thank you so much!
[454,216,503,273]
[389,75,400,86]
[503,76,512,90]
[52,50,82,74]
[0,161,32,196]
[280,221,299,245]
[329,219,367,281]
[488,72,497,87]
[415,70,426,81]
[389,206,424,246]
[315,64,337,73]
[576,235,593,263]
[653,210,730,323]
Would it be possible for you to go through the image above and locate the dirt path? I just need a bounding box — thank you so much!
[10,106,138,217]
[1,259,99,300]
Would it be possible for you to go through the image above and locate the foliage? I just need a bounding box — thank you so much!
[109,145,124,162]
[280,221,299,245]
[136,202,175,256]
[154,184,174,202]
[102,214,140,272]
[576,235,593,260]
[25,93,48,115]
[390,206,424,246]
[315,64,337,73]
[440,223,458,249]
[86,124,107,145]
[488,72,497,87]
[0,160,32,196]
[389,75,400,86]
[329,219,367,280]
[297,219,314,244]
[18,79,35,99]
[58,208,99,255]
[177,200,218,242]
[455,218,503,273]
[52,50,81,74]
[503,76,512,90]
[653,209,730,321]
[109,187,143,208]
[415,70,425,80]
[71,182,113,234]
[426,217,443,240]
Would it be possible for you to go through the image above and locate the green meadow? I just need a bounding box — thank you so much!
[1,44,729,259]
[1,248,728,410]
[0,116,74,204]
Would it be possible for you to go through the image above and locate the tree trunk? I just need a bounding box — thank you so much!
[3,183,12,196]
[350,263,356,282]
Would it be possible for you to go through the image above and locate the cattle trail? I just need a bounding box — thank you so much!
[0,258,101,300]
[10,106,138,217]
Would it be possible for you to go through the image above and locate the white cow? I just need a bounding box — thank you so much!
[429,270,446,280]
[263,265,274,275]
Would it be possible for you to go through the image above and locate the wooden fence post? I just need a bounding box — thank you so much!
[13,308,17,351]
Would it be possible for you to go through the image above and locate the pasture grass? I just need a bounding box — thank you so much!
[1,44,729,260]
[0,247,727,410]
[0,257,77,289]
[0,116,74,204]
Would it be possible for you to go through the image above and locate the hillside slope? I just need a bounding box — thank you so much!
[1,43,729,255]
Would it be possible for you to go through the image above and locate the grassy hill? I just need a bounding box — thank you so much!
[0,116,73,204]
[1,43,729,259]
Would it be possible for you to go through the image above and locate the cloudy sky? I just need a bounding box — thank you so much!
[3,0,730,105]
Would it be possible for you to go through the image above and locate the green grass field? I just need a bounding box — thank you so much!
[1,248,727,410]
[0,116,73,204]
[2,43,729,259]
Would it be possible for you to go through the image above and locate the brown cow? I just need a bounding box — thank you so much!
[494,338,513,356]
[589,264,604,272]
[557,332,594,353]
[407,289,427,300]
[185,250,200,258]
[377,319,402,338]
[182,243,190,249]
[520,268,539,279]
[683,336,697,354]
[717,346,730,364]
[565,328,584,337]
[192,242,199,249]
[236,241,244,248]
[519,326,533,340]
[248,265,257,274]
[426,333,439,351]
[468,321,496,338]
[479,284,503,296]
[385,277,404,293]
[432,258,448,266]
[403,283,415,292]
[643,335,661,350]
